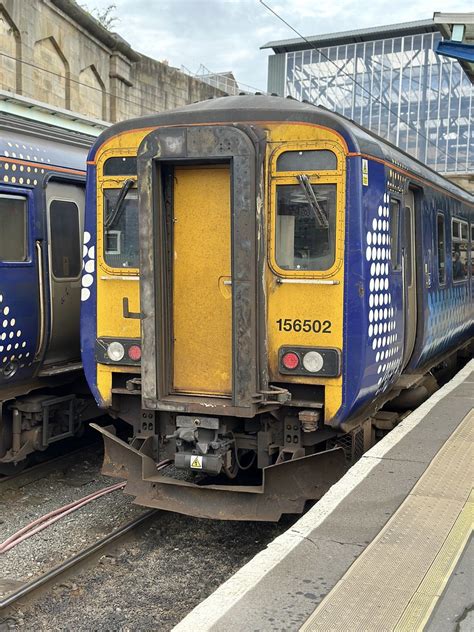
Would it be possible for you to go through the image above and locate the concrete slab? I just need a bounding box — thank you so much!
[427,537,474,632]
[311,456,426,546]
[212,538,364,632]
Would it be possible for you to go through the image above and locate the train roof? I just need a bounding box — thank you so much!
[90,95,473,203]
[0,112,94,172]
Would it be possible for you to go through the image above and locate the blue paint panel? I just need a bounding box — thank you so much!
[336,157,405,425]
[0,187,39,385]
[409,190,473,369]
[0,130,87,392]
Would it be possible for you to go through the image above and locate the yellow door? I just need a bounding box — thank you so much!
[172,165,232,395]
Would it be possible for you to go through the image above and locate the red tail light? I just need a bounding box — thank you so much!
[281,351,299,370]
[128,345,141,361]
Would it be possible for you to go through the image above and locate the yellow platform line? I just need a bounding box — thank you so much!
[300,409,473,632]
[394,494,473,631]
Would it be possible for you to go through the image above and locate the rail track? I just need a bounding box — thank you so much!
[0,510,156,610]
[0,444,100,489]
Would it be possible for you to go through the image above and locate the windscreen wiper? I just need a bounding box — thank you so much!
[105,178,134,229]
[297,174,329,229]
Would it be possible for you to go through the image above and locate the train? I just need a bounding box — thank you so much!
[0,107,104,474]
[81,95,473,520]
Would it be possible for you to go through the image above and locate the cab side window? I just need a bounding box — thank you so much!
[273,149,339,273]
[0,195,27,262]
[276,182,336,271]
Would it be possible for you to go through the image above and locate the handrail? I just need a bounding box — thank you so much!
[34,240,46,361]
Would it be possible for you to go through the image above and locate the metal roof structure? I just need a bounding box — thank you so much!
[261,19,437,53]
[434,12,474,83]
[0,90,109,143]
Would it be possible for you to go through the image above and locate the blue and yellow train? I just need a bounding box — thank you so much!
[0,112,100,473]
[82,95,473,520]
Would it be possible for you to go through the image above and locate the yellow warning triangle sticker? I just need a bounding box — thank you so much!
[190,456,202,469]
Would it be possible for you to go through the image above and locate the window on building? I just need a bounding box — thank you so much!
[0,196,27,262]
[279,31,473,174]
[451,218,468,281]
[436,213,446,285]
[276,150,337,172]
[50,200,81,278]
[275,182,336,271]
[103,188,139,268]
[390,198,401,270]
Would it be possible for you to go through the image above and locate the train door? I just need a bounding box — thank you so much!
[0,189,40,381]
[44,182,84,366]
[401,189,417,368]
[171,165,232,395]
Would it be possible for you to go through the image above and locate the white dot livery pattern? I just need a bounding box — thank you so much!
[366,190,402,392]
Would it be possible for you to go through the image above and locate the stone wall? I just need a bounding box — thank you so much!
[0,0,225,122]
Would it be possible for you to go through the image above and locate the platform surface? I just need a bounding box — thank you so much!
[174,360,473,632]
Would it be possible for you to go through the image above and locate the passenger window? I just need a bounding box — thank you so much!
[50,200,81,278]
[390,198,401,270]
[104,188,139,268]
[0,195,27,262]
[451,218,468,281]
[275,182,336,271]
[276,150,337,172]
[436,213,446,285]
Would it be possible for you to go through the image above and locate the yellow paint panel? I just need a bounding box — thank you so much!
[97,277,140,338]
[94,129,149,405]
[172,165,232,395]
[265,128,346,423]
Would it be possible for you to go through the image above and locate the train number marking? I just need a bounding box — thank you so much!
[276,318,332,333]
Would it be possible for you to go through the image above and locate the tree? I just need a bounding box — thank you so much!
[80,3,119,30]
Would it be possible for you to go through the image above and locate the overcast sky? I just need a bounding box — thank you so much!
[87,0,473,91]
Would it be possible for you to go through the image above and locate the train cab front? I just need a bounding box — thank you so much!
[88,109,352,521]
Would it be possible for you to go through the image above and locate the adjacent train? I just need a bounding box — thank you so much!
[82,95,473,520]
[0,111,101,473]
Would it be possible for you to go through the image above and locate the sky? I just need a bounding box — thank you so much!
[86,0,474,92]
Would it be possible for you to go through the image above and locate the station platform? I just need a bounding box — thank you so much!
[175,360,473,632]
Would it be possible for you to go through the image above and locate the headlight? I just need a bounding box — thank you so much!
[302,351,324,373]
[107,341,125,362]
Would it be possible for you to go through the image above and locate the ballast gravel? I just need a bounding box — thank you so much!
[0,444,295,630]
[0,445,143,582]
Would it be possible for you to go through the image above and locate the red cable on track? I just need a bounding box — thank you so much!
[0,481,125,554]
[0,459,172,554]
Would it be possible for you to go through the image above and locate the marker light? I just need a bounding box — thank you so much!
[128,345,142,361]
[302,351,324,373]
[107,341,125,362]
[281,351,300,370]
